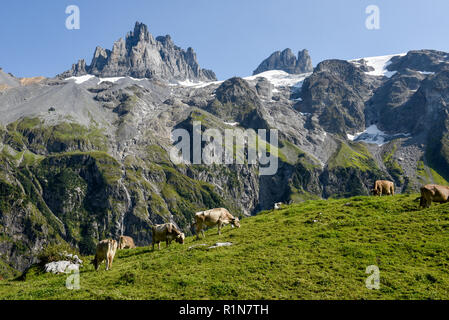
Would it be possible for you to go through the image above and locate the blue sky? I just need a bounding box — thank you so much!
[1,0,449,80]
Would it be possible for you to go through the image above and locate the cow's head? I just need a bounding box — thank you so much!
[176,232,185,244]
[371,189,379,196]
[232,217,241,228]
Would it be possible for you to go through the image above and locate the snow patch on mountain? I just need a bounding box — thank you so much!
[350,53,406,78]
[347,125,410,146]
[129,77,146,82]
[98,77,125,84]
[65,75,147,85]
[177,79,223,88]
[244,70,311,88]
[418,71,435,75]
[224,122,239,127]
[65,75,96,84]
[174,70,311,89]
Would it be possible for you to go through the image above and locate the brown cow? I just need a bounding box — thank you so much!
[194,208,240,239]
[151,223,185,250]
[420,184,449,208]
[372,180,395,196]
[118,236,136,249]
[92,239,118,271]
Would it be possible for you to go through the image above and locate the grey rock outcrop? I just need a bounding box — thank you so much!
[253,48,313,75]
[61,22,217,82]
[296,59,380,134]
[388,50,449,74]
[59,59,88,79]
[205,77,269,130]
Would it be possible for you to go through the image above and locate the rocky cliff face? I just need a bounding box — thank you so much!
[297,59,381,135]
[253,48,313,75]
[388,50,449,74]
[1,24,449,278]
[61,22,216,82]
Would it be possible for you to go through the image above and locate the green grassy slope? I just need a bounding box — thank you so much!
[1,194,449,300]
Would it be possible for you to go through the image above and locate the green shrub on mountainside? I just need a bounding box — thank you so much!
[6,118,108,154]
[0,258,19,280]
[425,117,449,183]
[329,141,380,172]
[382,142,404,185]
[416,161,448,186]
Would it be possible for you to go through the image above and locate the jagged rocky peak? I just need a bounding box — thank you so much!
[297,49,313,72]
[127,21,154,47]
[66,59,88,77]
[253,48,313,75]
[61,21,217,81]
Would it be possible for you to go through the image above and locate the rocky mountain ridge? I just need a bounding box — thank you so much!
[253,48,313,75]
[60,22,216,82]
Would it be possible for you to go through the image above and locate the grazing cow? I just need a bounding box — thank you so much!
[151,223,185,250]
[372,180,395,196]
[420,184,449,208]
[92,239,118,271]
[194,208,240,239]
[118,236,136,250]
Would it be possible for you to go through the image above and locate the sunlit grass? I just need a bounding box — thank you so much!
[1,194,449,300]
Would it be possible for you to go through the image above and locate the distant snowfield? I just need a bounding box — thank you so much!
[224,122,239,126]
[177,79,223,88]
[98,77,124,84]
[349,53,406,78]
[418,71,435,75]
[66,71,311,90]
[65,75,96,84]
[244,70,311,88]
[66,75,220,88]
[347,124,410,146]
[65,75,146,85]
[175,70,311,89]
